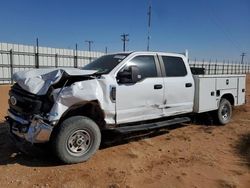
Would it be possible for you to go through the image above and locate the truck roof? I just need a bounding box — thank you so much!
[108,51,188,59]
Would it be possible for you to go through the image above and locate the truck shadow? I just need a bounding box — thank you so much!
[100,123,188,149]
[0,122,187,167]
[0,122,60,167]
[234,133,250,168]
[101,112,219,149]
[190,112,217,126]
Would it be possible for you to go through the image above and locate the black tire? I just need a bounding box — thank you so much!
[216,98,232,125]
[52,116,101,164]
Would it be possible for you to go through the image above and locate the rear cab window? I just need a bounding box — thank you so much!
[161,56,187,77]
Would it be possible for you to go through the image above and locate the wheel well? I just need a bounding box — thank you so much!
[57,101,106,129]
[221,93,235,106]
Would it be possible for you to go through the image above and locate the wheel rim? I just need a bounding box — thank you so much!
[66,129,93,156]
[221,103,231,121]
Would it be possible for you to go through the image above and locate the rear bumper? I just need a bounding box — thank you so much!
[7,111,53,143]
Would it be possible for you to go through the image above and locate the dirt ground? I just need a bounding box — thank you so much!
[0,85,10,122]
[0,77,249,188]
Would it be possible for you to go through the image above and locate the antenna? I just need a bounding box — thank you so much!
[147,1,152,51]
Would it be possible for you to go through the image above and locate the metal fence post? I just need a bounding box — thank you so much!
[74,55,77,68]
[238,61,241,74]
[9,49,14,84]
[234,61,236,74]
[35,38,39,68]
[35,53,39,68]
[74,44,78,68]
[242,63,243,74]
[55,53,58,68]
[215,59,217,74]
[208,60,211,75]
[222,60,225,74]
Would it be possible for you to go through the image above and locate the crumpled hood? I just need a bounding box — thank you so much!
[13,68,97,95]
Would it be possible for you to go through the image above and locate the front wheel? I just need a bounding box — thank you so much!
[216,98,232,125]
[52,116,101,164]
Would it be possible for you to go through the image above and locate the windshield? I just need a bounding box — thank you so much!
[82,53,130,74]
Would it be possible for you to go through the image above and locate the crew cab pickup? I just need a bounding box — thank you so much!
[7,51,246,163]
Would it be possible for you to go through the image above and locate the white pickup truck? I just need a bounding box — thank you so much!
[7,51,246,163]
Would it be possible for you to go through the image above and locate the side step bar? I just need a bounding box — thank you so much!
[109,117,190,134]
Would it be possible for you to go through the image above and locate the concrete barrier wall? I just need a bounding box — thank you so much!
[0,42,105,84]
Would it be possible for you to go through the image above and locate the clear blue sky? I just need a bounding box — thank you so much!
[0,0,249,62]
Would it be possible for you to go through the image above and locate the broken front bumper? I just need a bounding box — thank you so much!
[7,111,53,143]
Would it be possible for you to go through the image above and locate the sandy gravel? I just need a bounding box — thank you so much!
[0,76,249,188]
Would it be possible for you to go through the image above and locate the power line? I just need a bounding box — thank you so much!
[201,0,243,52]
[121,33,129,52]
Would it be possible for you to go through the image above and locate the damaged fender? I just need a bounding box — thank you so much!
[48,75,116,125]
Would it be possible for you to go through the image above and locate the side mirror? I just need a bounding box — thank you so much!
[117,66,141,84]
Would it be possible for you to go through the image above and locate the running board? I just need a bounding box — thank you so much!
[109,117,190,134]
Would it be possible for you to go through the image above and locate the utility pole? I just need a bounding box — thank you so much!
[240,52,246,64]
[85,40,93,62]
[85,40,94,52]
[147,2,152,51]
[105,46,108,54]
[121,33,129,52]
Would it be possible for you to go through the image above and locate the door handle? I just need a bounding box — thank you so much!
[154,84,163,89]
[185,83,192,88]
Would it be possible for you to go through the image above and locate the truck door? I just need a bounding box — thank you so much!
[116,55,164,124]
[158,55,194,116]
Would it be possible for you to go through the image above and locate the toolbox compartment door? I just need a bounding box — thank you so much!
[237,76,246,105]
[216,77,237,90]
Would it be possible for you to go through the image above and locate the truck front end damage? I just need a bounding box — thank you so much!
[8,112,53,143]
[6,68,111,144]
[7,81,56,143]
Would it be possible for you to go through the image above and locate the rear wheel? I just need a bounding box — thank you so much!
[216,98,232,125]
[52,116,101,164]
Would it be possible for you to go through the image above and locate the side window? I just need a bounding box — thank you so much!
[127,55,157,79]
[162,56,187,77]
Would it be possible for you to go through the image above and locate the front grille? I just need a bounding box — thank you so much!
[9,84,52,116]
